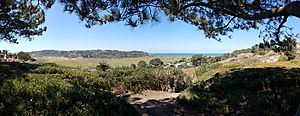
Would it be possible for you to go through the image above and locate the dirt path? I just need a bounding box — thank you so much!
[125,90,196,116]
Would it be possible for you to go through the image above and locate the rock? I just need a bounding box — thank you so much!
[237,53,254,59]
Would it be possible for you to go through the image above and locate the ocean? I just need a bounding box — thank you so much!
[150,53,224,57]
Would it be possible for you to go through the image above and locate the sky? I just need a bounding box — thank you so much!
[0,4,300,53]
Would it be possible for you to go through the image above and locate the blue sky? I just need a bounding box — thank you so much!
[0,4,300,53]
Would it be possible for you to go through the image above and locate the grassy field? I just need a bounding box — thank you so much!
[34,56,191,69]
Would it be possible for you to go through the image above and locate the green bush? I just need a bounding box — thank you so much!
[31,65,65,74]
[0,62,191,115]
[0,63,138,115]
[149,58,163,67]
[278,55,289,61]
[95,66,189,93]
[284,51,296,61]
[96,62,111,71]
[137,60,147,68]
[17,51,32,61]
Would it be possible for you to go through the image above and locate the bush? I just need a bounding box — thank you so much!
[0,62,190,115]
[190,54,205,66]
[130,64,136,69]
[284,51,296,61]
[119,68,188,93]
[31,65,65,74]
[137,60,147,68]
[149,58,163,67]
[17,51,32,61]
[0,63,138,115]
[96,62,111,71]
[278,55,289,61]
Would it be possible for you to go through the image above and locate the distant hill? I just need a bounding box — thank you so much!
[30,50,150,58]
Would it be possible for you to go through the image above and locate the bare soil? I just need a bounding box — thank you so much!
[124,90,198,116]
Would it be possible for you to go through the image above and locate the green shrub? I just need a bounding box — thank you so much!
[149,58,163,67]
[284,51,296,61]
[130,64,136,69]
[96,62,111,71]
[120,68,187,93]
[123,68,157,93]
[278,55,289,61]
[0,62,191,115]
[17,51,32,61]
[137,60,147,68]
[0,63,138,115]
[31,65,64,74]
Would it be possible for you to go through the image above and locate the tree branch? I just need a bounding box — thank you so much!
[275,16,288,42]
[212,16,235,32]
[179,1,300,20]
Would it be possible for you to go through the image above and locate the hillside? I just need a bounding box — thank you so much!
[2,44,300,115]
[175,44,300,115]
[30,50,149,58]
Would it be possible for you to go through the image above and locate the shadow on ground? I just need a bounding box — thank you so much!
[0,62,39,84]
[178,67,300,115]
[129,97,199,116]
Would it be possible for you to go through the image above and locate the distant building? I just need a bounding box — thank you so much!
[187,63,193,67]
[175,63,185,68]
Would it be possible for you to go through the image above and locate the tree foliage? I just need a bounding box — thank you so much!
[191,54,205,66]
[1,0,299,44]
[17,51,32,61]
[260,38,297,60]
[190,54,222,66]
[0,0,52,43]
[149,58,163,67]
[57,0,300,43]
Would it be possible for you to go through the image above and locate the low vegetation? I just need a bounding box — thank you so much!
[178,62,300,115]
[0,61,192,114]
[95,64,189,93]
[1,41,299,115]
[175,41,300,115]
[0,62,138,115]
[33,56,191,69]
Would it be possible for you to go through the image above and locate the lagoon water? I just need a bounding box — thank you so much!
[150,53,224,57]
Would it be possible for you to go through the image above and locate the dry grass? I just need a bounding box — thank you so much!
[34,56,191,69]
[195,59,300,82]
[245,60,300,68]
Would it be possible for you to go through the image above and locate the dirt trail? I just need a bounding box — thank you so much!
[125,90,197,116]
